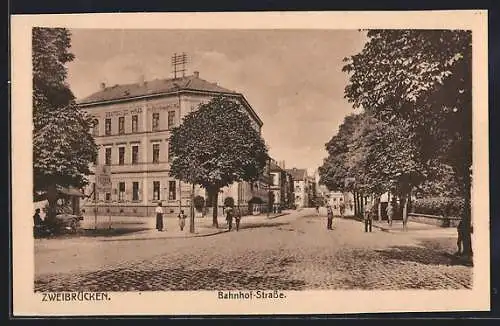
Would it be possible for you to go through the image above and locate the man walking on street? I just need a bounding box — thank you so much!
[155,202,164,232]
[364,201,373,232]
[326,205,333,230]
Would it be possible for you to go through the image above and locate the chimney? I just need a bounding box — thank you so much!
[100,82,106,90]
[193,71,199,78]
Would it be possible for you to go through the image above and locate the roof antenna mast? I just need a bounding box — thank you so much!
[171,52,188,79]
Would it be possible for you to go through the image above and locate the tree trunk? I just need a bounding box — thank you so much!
[377,196,382,222]
[211,189,219,228]
[360,193,364,218]
[46,183,58,224]
[352,190,357,217]
[402,194,408,231]
[190,183,195,233]
[354,190,359,217]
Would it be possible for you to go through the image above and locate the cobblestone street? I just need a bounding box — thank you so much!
[35,208,472,292]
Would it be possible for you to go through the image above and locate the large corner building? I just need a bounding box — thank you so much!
[79,72,269,217]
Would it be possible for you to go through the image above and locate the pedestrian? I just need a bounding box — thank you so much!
[386,202,394,227]
[178,210,187,231]
[456,219,466,256]
[339,201,345,219]
[235,207,242,231]
[155,202,164,231]
[326,205,333,230]
[364,201,373,232]
[316,204,320,216]
[33,208,43,227]
[225,205,233,231]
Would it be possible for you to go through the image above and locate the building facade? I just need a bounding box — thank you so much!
[79,71,269,217]
[269,159,294,211]
[286,168,309,209]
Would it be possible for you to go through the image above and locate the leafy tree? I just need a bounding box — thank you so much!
[193,195,205,212]
[319,113,364,192]
[169,96,268,227]
[342,29,472,255]
[32,27,97,222]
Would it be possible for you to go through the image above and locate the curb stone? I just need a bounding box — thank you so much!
[99,228,229,242]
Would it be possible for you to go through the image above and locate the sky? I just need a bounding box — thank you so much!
[67,29,368,176]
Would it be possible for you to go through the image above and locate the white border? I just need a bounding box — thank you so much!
[11,11,489,316]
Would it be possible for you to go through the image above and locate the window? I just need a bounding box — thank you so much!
[132,182,139,201]
[105,148,112,165]
[152,113,160,131]
[132,115,138,133]
[168,181,176,200]
[152,143,160,163]
[105,192,111,201]
[167,111,175,129]
[118,147,125,165]
[92,119,99,136]
[153,181,160,201]
[165,142,170,162]
[118,182,125,201]
[118,117,125,134]
[132,145,139,164]
[105,118,112,135]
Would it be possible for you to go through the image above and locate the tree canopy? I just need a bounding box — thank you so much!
[32,27,97,217]
[319,29,472,256]
[169,96,268,226]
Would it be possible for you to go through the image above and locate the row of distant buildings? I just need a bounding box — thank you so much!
[77,70,317,217]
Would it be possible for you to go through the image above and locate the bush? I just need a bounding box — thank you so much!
[224,196,235,208]
[411,197,465,217]
[194,196,205,212]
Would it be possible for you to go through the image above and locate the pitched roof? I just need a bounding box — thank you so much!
[286,168,308,181]
[269,160,283,172]
[77,73,238,105]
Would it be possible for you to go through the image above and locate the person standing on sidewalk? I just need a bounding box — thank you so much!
[178,210,187,231]
[155,202,164,232]
[364,201,373,232]
[339,201,345,219]
[386,202,395,227]
[235,207,242,232]
[456,219,466,255]
[225,205,234,231]
[326,205,334,230]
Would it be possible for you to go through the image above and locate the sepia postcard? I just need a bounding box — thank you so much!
[11,11,489,316]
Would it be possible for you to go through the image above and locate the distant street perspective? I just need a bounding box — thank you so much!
[32,28,473,292]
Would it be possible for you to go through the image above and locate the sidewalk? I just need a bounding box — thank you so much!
[345,216,457,237]
[371,220,457,237]
[98,211,291,241]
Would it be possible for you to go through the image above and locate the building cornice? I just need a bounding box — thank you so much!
[78,89,264,127]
